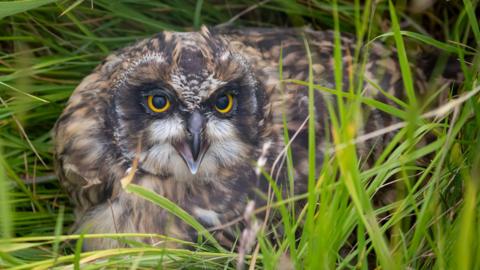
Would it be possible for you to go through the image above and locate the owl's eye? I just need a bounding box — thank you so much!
[147,95,171,113]
[214,94,234,114]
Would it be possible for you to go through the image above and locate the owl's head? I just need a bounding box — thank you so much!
[107,27,269,181]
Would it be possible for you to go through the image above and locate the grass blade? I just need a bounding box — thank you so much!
[0,0,55,20]
[125,183,226,252]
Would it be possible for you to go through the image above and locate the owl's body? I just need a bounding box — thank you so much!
[54,27,435,250]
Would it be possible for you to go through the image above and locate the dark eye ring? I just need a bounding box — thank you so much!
[147,95,170,113]
[214,94,233,114]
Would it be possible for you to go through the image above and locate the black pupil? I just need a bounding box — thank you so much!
[152,95,167,109]
[216,95,229,110]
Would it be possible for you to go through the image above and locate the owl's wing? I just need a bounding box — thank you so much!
[218,28,426,183]
[54,52,128,214]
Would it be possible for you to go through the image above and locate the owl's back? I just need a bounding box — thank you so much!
[218,28,407,174]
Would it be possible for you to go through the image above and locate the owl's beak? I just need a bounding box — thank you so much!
[174,111,208,175]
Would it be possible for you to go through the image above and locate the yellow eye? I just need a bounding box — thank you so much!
[214,94,233,114]
[147,95,170,113]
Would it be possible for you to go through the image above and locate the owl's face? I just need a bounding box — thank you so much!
[111,29,268,181]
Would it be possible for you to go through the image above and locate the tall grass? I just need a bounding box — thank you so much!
[0,0,479,269]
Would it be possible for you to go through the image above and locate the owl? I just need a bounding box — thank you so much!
[54,26,444,250]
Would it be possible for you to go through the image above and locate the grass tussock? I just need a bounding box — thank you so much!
[0,0,479,269]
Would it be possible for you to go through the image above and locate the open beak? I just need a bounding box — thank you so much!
[173,110,209,175]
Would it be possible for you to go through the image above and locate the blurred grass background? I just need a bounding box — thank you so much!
[0,0,479,269]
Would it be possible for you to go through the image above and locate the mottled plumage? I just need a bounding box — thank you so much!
[54,27,449,250]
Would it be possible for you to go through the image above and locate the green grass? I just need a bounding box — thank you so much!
[0,0,479,269]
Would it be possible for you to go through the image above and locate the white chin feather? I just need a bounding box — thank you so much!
[147,117,185,143]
